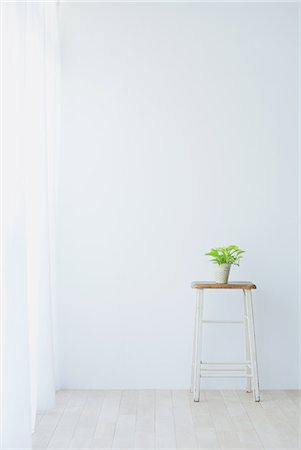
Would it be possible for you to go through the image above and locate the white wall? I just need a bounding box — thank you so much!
[58,2,299,389]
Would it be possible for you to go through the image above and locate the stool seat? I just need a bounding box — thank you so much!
[191,281,256,290]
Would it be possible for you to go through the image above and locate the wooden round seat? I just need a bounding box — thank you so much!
[191,281,256,290]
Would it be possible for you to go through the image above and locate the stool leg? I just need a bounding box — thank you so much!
[193,288,204,402]
[246,290,260,402]
[243,290,252,393]
[190,291,198,393]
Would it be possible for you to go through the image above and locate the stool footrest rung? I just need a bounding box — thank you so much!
[202,320,244,324]
[201,368,251,372]
[201,361,251,365]
[201,374,253,378]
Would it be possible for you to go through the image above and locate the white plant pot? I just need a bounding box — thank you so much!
[214,263,231,284]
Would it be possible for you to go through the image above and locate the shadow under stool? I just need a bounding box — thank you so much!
[191,281,260,402]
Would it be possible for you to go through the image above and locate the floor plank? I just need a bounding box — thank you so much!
[155,390,176,449]
[134,390,155,449]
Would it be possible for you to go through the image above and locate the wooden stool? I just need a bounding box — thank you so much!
[191,281,260,402]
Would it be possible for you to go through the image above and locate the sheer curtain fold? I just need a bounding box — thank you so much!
[1,2,60,447]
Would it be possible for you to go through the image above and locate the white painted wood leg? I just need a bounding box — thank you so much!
[246,290,260,402]
[193,289,204,402]
[243,290,251,393]
[190,291,198,393]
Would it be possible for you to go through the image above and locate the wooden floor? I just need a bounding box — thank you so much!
[32,390,300,449]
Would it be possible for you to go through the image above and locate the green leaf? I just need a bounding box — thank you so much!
[204,245,246,265]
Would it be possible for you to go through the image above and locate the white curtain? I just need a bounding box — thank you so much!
[1,1,60,447]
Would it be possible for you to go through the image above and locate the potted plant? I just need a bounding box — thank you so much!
[205,245,245,284]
